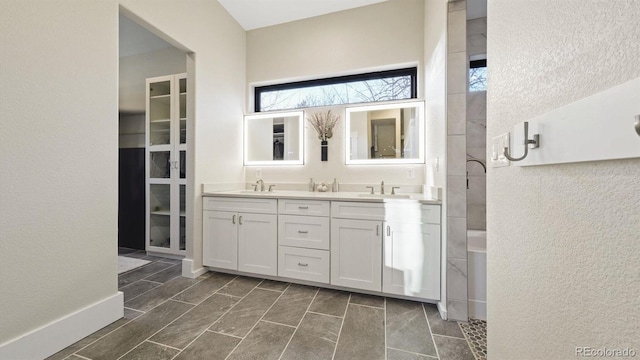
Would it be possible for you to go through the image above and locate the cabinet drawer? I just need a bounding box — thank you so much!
[278,199,330,217]
[278,215,330,250]
[382,203,441,224]
[331,201,385,220]
[278,246,329,283]
[203,197,277,214]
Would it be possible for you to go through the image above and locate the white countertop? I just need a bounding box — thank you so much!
[203,189,441,204]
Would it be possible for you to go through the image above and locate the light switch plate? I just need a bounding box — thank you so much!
[491,133,510,167]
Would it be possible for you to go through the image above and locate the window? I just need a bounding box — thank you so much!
[255,68,417,112]
[469,59,487,92]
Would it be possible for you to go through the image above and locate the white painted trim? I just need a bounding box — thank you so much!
[437,300,448,320]
[0,292,123,360]
[181,258,207,279]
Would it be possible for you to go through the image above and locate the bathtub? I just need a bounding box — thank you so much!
[468,230,486,320]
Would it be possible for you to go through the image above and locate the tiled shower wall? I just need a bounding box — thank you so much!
[467,17,487,230]
[446,0,468,321]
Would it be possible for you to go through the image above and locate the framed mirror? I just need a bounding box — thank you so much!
[345,101,425,164]
[244,111,304,165]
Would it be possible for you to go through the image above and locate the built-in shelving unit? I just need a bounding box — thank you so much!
[146,73,188,256]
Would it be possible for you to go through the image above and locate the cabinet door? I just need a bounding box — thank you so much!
[238,213,278,276]
[203,210,238,270]
[331,219,382,291]
[383,222,440,300]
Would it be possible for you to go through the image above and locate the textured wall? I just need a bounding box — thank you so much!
[0,0,119,344]
[487,0,640,358]
[245,0,425,187]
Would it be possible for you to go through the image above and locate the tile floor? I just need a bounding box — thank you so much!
[48,249,478,360]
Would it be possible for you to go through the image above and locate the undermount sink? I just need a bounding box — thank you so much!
[357,193,411,199]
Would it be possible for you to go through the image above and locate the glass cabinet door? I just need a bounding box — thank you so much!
[149,80,172,146]
[149,184,171,248]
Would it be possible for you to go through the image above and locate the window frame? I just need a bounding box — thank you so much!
[254,67,418,112]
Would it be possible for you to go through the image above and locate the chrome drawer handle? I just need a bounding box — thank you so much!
[298,262,308,267]
[298,206,309,209]
[298,230,309,234]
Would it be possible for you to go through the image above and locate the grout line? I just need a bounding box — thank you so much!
[141,279,164,285]
[432,334,468,341]
[330,293,351,360]
[422,303,441,360]
[170,298,198,306]
[256,286,287,294]
[70,354,93,360]
[223,282,292,360]
[261,319,298,329]
[171,277,262,360]
[349,302,385,311]
[206,329,245,340]
[145,339,183,351]
[277,288,320,360]
[306,310,344,319]
[384,297,387,360]
[386,346,439,359]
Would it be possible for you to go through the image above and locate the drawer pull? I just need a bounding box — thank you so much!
[387,225,391,236]
[232,215,236,224]
[298,206,309,209]
[376,225,379,236]
[297,230,309,234]
[239,215,243,225]
[298,262,309,267]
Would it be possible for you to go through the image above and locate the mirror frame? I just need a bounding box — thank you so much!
[244,110,305,166]
[345,100,425,165]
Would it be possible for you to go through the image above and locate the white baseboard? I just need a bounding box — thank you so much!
[437,300,448,320]
[181,258,207,279]
[0,292,124,360]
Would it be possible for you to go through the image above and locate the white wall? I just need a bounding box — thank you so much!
[0,0,120,350]
[245,0,425,187]
[120,0,247,274]
[487,1,640,358]
[119,46,186,113]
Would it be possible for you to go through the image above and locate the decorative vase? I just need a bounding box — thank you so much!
[321,140,328,161]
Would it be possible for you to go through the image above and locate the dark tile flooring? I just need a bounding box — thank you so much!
[48,249,477,360]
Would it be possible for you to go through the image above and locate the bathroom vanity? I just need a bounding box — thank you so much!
[202,190,441,301]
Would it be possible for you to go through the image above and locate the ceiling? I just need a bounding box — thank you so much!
[119,14,173,58]
[216,0,388,30]
[119,0,488,57]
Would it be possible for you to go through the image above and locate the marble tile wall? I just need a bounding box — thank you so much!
[467,17,487,231]
[446,0,468,321]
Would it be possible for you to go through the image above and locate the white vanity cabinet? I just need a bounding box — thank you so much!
[382,219,441,299]
[277,199,330,283]
[203,197,278,276]
[330,202,387,291]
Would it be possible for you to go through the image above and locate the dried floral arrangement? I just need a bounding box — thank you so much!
[307,110,340,141]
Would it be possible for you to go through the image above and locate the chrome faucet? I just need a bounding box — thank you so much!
[256,179,265,192]
[466,157,486,189]
[380,180,385,195]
